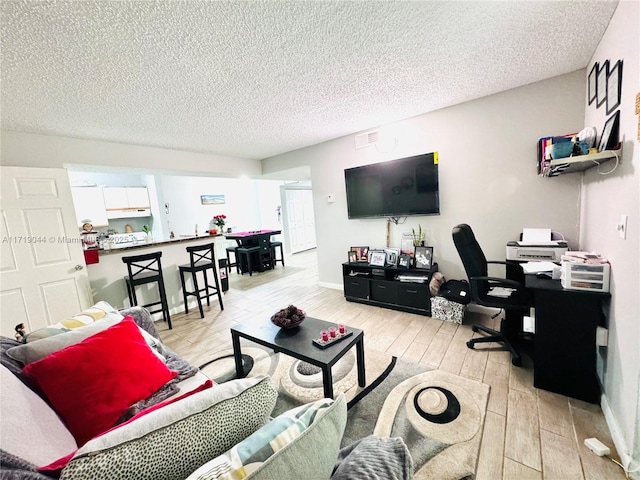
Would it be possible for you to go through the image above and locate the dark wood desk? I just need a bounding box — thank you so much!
[525,275,610,403]
[225,230,281,273]
[230,317,365,399]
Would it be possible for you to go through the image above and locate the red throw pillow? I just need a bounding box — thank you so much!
[24,316,177,447]
[39,380,214,477]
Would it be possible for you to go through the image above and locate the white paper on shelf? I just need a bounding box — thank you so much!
[521,261,557,273]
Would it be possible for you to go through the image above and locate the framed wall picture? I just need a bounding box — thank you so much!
[606,60,623,115]
[596,60,609,108]
[348,250,357,263]
[598,110,620,152]
[369,250,387,267]
[384,248,400,266]
[200,194,225,205]
[414,246,434,269]
[588,62,598,105]
[398,253,412,269]
[350,246,369,262]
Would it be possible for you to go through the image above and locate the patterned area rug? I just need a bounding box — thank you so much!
[200,346,489,480]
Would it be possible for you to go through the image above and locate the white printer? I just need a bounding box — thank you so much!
[506,240,568,262]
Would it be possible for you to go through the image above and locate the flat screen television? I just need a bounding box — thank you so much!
[344,152,439,219]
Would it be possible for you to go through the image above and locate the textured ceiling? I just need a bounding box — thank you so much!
[1,0,618,161]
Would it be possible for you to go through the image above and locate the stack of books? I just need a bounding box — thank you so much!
[537,133,576,177]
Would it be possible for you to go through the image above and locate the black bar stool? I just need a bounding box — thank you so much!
[225,246,240,274]
[178,243,224,318]
[122,251,171,329]
[271,239,285,267]
[236,245,261,276]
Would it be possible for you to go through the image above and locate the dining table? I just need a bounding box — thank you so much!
[225,229,281,274]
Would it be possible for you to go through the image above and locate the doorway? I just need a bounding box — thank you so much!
[281,185,316,254]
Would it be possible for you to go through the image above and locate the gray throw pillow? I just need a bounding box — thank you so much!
[6,314,124,365]
[60,375,278,480]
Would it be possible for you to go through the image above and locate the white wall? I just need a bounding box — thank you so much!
[581,0,639,473]
[0,130,262,177]
[158,175,283,237]
[66,171,285,239]
[263,71,587,288]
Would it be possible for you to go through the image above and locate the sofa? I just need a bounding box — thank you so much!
[0,302,412,480]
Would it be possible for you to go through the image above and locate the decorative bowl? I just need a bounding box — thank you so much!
[271,305,306,329]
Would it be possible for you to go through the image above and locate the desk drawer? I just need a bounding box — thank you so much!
[397,284,430,310]
[344,277,369,299]
[371,280,397,304]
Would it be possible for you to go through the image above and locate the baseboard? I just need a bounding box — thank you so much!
[319,281,343,291]
[601,392,634,472]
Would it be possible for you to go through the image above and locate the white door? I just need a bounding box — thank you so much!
[1,167,93,337]
[285,188,317,253]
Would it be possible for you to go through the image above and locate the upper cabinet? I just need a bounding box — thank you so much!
[103,187,151,218]
[70,186,109,228]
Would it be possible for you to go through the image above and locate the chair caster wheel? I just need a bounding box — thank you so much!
[466,340,475,349]
[511,357,522,367]
[471,325,479,332]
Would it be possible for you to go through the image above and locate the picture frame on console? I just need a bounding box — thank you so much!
[350,246,369,262]
[369,250,386,267]
[398,253,412,269]
[348,251,357,263]
[384,248,400,266]
[414,246,434,269]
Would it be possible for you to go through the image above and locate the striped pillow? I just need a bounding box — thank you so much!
[24,301,121,343]
[186,397,340,480]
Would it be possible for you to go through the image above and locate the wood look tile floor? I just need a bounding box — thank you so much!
[157,250,626,480]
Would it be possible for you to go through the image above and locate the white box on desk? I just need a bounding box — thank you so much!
[561,262,610,292]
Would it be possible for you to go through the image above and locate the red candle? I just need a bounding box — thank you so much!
[338,324,346,334]
[321,330,329,341]
[329,327,337,338]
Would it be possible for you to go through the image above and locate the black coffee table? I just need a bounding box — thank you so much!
[230,317,365,399]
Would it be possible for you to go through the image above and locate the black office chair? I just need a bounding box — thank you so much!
[452,224,530,366]
[178,243,224,318]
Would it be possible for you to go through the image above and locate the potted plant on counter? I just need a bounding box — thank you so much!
[143,225,152,243]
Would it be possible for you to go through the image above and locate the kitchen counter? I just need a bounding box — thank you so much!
[86,234,230,319]
[98,233,223,254]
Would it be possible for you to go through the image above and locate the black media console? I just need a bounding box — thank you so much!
[342,262,438,316]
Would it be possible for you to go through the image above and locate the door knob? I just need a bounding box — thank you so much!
[75,264,84,271]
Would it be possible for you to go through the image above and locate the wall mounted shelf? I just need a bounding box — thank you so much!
[544,148,621,177]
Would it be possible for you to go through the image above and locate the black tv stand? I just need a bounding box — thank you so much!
[342,262,438,316]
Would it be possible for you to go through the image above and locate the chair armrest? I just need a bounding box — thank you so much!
[486,260,511,266]
[469,275,524,290]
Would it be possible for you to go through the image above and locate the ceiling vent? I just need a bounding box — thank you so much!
[355,131,379,149]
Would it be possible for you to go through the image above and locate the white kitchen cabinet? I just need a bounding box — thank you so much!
[103,187,151,218]
[126,187,151,208]
[102,187,128,210]
[70,186,109,227]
